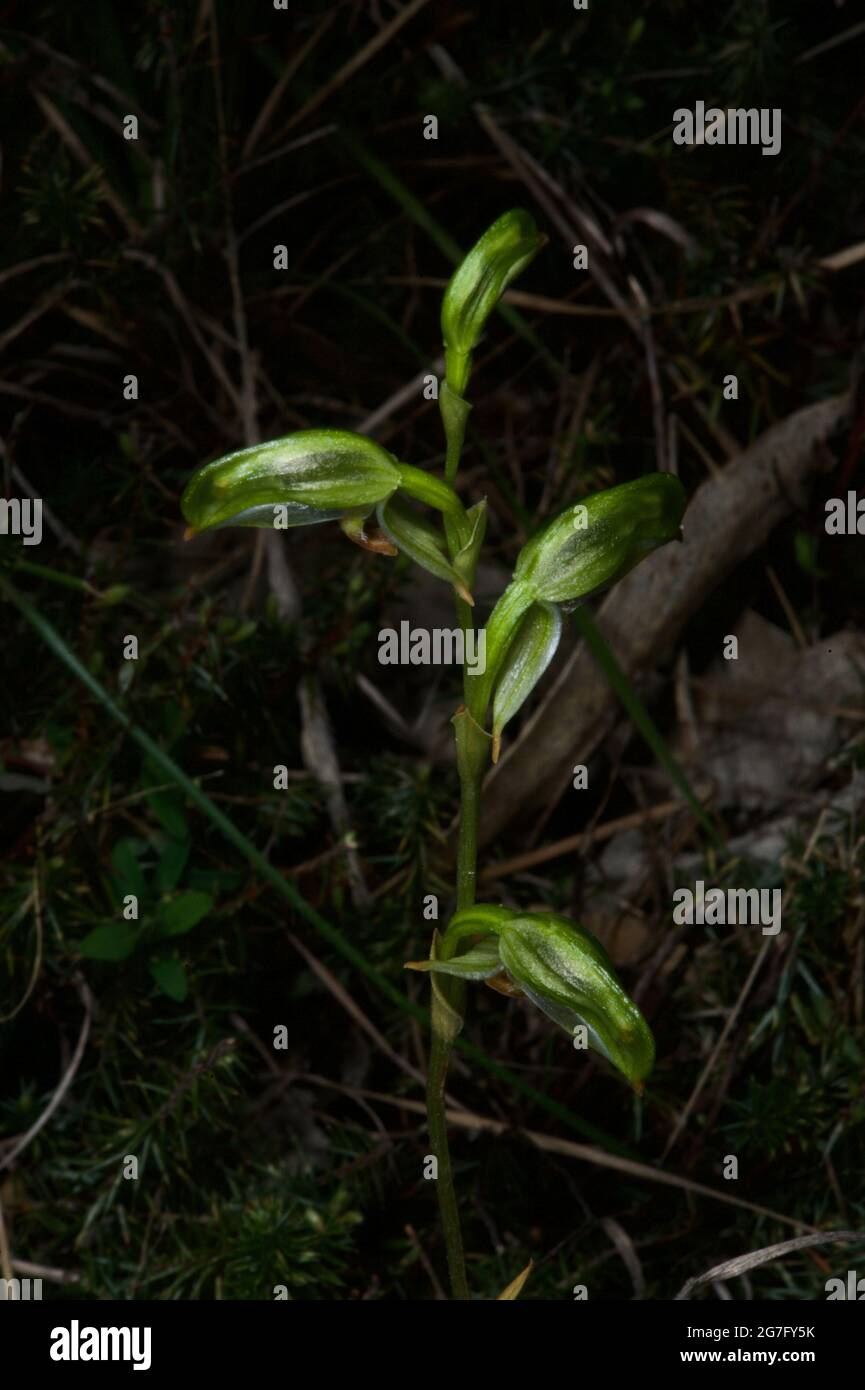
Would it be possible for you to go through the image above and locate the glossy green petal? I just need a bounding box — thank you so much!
[491,601,562,762]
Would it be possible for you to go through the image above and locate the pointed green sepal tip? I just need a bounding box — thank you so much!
[515,472,686,606]
[441,209,546,395]
[404,938,502,980]
[180,429,401,534]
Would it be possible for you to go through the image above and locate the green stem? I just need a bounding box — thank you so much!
[426,978,468,1300]
[453,709,488,911]
[456,761,480,912]
[423,374,490,1299]
[426,712,486,1300]
[397,462,467,527]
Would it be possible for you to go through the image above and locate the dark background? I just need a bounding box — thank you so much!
[1,0,863,1300]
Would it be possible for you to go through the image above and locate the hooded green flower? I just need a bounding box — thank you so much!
[441,209,546,396]
[466,472,687,734]
[406,906,654,1090]
[180,429,402,534]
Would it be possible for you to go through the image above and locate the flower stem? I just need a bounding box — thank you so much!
[426,718,486,1300]
[426,981,468,1299]
[423,377,487,1299]
[453,708,488,910]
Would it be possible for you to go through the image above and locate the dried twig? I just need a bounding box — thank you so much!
[675,1232,865,1300]
[282,0,434,135]
[479,799,685,882]
[291,1074,818,1235]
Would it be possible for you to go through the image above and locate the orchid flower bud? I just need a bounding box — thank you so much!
[180,430,402,535]
[495,911,655,1089]
[406,906,654,1090]
[515,473,686,606]
[441,209,546,396]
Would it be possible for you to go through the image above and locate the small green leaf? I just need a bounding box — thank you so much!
[491,600,562,762]
[426,929,465,1045]
[454,499,488,591]
[156,836,191,893]
[149,956,188,1002]
[110,838,147,902]
[439,379,471,463]
[376,495,474,605]
[147,789,188,840]
[79,922,138,961]
[157,890,213,937]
